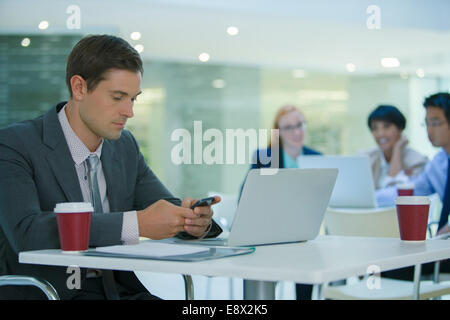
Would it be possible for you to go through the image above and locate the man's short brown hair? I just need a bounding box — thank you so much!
[65,34,143,97]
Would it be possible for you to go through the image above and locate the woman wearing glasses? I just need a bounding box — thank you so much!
[239,104,320,300]
[359,105,428,190]
[250,104,321,170]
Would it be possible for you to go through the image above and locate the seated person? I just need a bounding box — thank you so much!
[359,105,428,190]
[249,104,321,170]
[239,104,321,301]
[376,92,450,280]
[239,104,321,198]
[0,34,222,300]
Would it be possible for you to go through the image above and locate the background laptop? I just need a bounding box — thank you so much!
[297,155,377,208]
[177,168,338,247]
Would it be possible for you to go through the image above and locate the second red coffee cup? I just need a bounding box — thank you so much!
[395,196,430,242]
[55,202,93,253]
[397,183,415,196]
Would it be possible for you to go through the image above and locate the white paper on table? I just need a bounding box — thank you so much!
[95,241,209,258]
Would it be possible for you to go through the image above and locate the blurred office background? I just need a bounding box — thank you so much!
[1,0,450,299]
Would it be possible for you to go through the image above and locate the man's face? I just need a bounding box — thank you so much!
[78,69,141,141]
[425,106,450,148]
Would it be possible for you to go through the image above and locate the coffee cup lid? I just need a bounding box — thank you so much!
[397,183,415,189]
[395,196,430,205]
[54,202,94,213]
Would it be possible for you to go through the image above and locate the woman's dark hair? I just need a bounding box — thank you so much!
[423,92,450,123]
[66,34,143,97]
[367,105,406,131]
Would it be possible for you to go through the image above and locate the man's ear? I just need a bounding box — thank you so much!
[70,75,87,101]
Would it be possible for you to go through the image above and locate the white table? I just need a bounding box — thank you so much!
[19,235,450,299]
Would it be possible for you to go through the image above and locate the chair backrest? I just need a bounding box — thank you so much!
[428,193,443,237]
[207,191,238,232]
[324,207,400,238]
[428,193,442,222]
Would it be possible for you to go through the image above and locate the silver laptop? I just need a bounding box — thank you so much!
[176,168,338,247]
[297,155,377,208]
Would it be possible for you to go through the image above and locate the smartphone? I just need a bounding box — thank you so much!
[190,196,216,209]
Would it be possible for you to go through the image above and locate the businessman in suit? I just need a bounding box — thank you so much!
[0,35,222,300]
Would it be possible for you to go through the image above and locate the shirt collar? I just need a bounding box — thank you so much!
[442,148,450,159]
[58,104,103,166]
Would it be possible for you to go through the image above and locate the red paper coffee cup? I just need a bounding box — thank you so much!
[55,202,93,253]
[395,196,430,242]
[397,183,415,196]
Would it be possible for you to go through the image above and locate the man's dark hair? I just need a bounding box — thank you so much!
[65,34,143,97]
[367,105,406,131]
[423,92,450,123]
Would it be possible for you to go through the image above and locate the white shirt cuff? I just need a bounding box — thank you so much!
[121,210,140,245]
[379,170,409,189]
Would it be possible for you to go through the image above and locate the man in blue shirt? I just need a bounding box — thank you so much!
[376,92,450,236]
[377,92,450,280]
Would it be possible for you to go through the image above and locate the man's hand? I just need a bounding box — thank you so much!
[181,196,221,238]
[437,224,450,237]
[137,199,201,240]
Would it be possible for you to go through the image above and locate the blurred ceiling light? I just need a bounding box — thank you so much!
[346,63,356,72]
[212,79,226,89]
[381,57,400,68]
[130,32,141,40]
[400,71,409,80]
[292,69,307,78]
[416,68,425,78]
[134,44,144,53]
[38,21,49,30]
[21,38,31,47]
[297,89,349,101]
[198,53,210,62]
[227,26,239,36]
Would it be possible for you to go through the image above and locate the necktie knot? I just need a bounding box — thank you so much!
[87,154,99,172]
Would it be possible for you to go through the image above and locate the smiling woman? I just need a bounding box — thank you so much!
[358,105,428,190]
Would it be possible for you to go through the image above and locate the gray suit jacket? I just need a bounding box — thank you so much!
[0,102,222,299]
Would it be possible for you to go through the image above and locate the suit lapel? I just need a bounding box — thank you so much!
[43,103,84,202]
[46,149,84,202]
[101,140,123,212]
